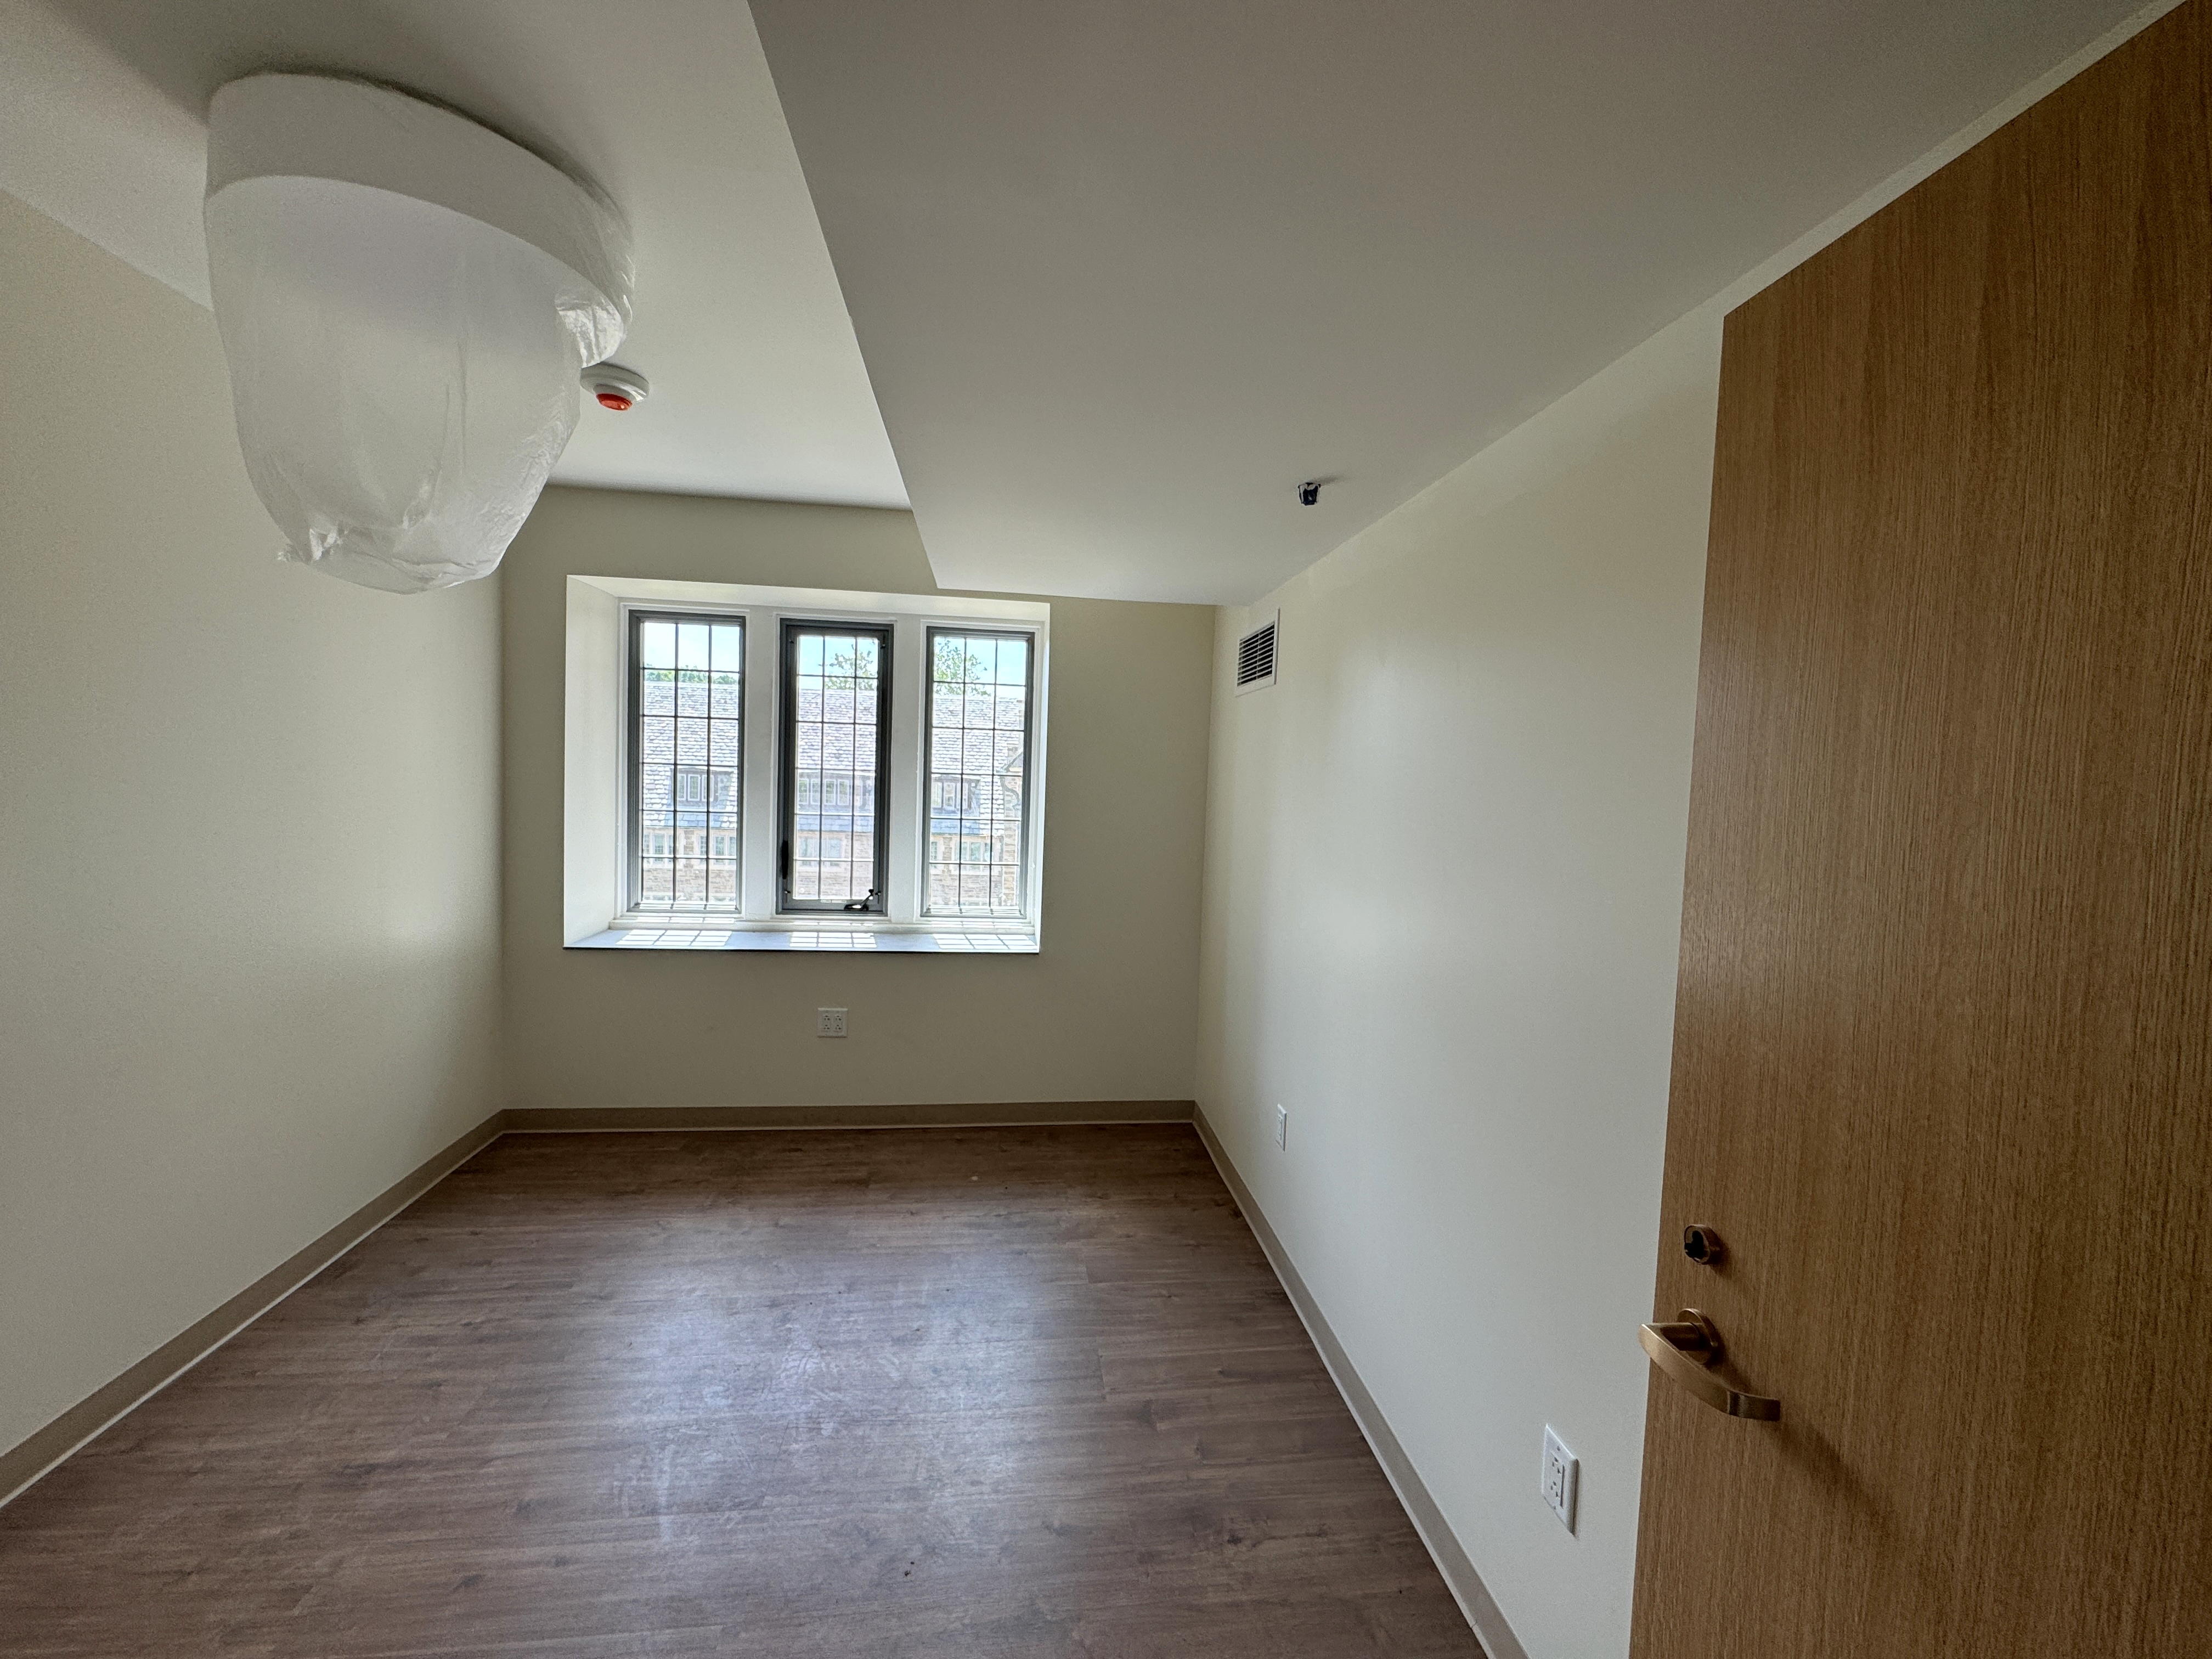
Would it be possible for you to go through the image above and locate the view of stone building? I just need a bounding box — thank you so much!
[633,623,1029,915]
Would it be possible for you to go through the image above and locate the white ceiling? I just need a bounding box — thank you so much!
[1,1,2159,603]
[0,0,909,510]
[750,0,2149,602]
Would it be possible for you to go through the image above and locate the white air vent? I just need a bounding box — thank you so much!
[1235,613,1278,693]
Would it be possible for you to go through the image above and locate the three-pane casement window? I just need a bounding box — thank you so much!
[618,593,1043,931]
[925,629,1033,917]
[779,622,891,913]
[630,611,743,912]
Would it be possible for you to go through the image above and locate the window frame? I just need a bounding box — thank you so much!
[626,607,746,916]
[923,625,1039,919]
[777,618,894,916]
[571,576,1048,950]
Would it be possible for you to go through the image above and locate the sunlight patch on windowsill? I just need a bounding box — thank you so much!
[568,926,1039,955]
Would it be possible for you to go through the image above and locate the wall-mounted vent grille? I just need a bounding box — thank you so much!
[1235,614,1278,693]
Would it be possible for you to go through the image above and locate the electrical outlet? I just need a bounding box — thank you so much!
[1541,1426,1578,1534]
[816,1007,848,1039]
[1274,1104,1288,1149]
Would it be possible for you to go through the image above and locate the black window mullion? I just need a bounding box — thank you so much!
[779,620,893,915]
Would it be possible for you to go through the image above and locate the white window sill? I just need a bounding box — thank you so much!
[568,919,1040,953]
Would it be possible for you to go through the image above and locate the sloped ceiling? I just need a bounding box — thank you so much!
[751,0,2148,601]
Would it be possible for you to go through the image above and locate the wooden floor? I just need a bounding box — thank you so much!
[0,1126,1481,1657]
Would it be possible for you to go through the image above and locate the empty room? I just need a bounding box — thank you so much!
[3,2,2208,1656]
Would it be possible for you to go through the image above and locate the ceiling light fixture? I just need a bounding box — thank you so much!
[204,74,634,593]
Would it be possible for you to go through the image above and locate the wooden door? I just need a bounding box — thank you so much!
[1630,7,2212,1656]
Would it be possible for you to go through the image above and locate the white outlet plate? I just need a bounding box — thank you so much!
[816,1007,848,1038]
[1541,1425,1578,1534]
[1274,1104,1288,1149]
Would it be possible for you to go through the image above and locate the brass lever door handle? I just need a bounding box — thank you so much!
[1638,1308,1781,1421]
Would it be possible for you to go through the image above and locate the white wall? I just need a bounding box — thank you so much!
[0,190,504,1464]
[500,487,1213,1111]
[1197,312,1719,1657]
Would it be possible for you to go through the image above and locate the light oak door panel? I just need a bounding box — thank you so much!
[1631,5,2212,1656]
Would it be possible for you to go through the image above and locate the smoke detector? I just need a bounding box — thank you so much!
[585,364,650,412]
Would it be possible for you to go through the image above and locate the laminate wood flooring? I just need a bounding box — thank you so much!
[0,1126,1482,1657]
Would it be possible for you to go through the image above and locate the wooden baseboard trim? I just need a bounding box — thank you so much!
[1192,1107,1530,1659]
[501,1100,1196,1132]
[0,1109,507,1509]
[2,1101,1198,1506]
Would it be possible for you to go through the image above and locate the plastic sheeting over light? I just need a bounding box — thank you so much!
[204,75,633,593]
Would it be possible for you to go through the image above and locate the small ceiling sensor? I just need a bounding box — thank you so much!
[1296,480,1322,506]
[584,363,650,411]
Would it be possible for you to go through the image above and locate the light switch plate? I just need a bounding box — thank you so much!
[1274,1104,1289,1149]
[1541,1425,1578,1533]
[816,1007,848,1038]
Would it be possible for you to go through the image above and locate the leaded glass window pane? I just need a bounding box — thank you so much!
[633,613,741,911]
[926,630,1031,917]
[781,623,889,912]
